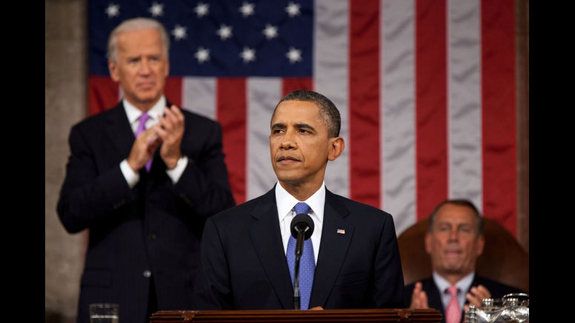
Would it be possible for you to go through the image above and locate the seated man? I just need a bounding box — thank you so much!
[404,199,523,323]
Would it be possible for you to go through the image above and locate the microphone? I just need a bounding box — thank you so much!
[290,213,314,310]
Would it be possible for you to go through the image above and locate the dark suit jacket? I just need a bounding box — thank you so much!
[57,102,235,323]
[193,188,405,310]
[404,275,524,323]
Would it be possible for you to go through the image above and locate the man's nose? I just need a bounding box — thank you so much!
[448,229,459,240]
[139,60,151,74]
[280,130,297,149]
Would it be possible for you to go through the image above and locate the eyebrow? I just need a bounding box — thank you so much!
[271,122,315,130]
[436,222,474,230]
[270,123,286,130]
[294,123,315,132]
[125,53,161,60]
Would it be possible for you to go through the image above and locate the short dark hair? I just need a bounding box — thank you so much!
[428,199,484,234]
[272,90,341,138]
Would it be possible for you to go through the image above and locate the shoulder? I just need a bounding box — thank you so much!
[179,109,224,143]
[327,190,394,223]
[209,191,274,225]
[210,197,259,223]
[181,109,221,128]
[473,275,525,297]
[70,105,123,133]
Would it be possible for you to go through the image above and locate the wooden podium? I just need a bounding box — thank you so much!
[150,308,441,322]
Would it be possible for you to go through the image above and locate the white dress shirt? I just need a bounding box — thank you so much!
[433,271,475,310]
[275,182,325,263]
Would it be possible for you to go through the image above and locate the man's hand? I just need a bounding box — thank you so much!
[155,105,185,169]
[464,284,491,311]
[127,127,161,171]
[410,282,429,309]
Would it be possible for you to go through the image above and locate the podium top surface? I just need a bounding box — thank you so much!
[150,308,441,323]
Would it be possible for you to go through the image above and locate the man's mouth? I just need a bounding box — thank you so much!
[277,156,300,163]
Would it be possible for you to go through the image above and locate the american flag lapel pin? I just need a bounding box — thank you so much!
[337,228,346,235]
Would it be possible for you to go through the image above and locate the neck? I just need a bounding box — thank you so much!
[444,275,463,286]
[279,181,323,201]
[126,96,162,112]
[441,271,472,286]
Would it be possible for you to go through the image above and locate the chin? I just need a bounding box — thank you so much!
[276,173,304,185]
[442,264,464,272]
[137,94,160,102]
[277,176,302,185]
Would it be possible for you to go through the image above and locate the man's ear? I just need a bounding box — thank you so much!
[327,137,344,161]
[475,234,485,256]
[109,60,120,82]
[425,232,432,255]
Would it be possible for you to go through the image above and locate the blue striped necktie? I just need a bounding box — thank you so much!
[286,202,315,309]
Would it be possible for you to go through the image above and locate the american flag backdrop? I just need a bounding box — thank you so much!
[88,0,519,236]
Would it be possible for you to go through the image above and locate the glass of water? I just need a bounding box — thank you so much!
[476,298,503,323]
[502,293,529,323]
[89,303,119,323]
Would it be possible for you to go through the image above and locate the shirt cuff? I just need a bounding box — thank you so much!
[166,156,189,184]
[120,159,140,188]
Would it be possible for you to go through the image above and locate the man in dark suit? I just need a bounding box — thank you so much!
[193,90,404,310]
[404,199,523,323]
[57,18,235,323]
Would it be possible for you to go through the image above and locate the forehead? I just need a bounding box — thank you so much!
[116,28,163,54]
[271,100,324,124]
[434,204,476,225]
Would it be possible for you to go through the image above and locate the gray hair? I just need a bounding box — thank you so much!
[107,17,169,62]
[273,90,341,138]
[428,199,484,234]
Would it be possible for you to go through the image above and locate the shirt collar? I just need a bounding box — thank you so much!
[123,96,167,124]
[432,271,475,293]
[275,182,325,224]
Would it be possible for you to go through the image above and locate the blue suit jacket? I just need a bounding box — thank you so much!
[57,102,235,323]
[404,275,524,323]
[193,188,405,309]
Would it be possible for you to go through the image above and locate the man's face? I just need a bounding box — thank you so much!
[425,204,485,277]
[269,100,341,189]
[108,28,168,110]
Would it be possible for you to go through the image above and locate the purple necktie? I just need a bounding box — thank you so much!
[135,112,152,171]
[286,202,315,309]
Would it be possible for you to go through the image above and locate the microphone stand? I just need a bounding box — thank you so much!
[293,228,305,310]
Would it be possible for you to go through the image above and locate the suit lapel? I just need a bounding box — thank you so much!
[424,279,445,316]
[249,190,294,309]
[105,103,135,159]
[309,190,354,307]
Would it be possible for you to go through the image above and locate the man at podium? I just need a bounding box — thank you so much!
[193,90,404,310]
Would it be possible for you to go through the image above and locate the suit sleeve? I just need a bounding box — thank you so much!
[373,213,405,307]
[57,124,135,233]
[193,217,233,309]
[173,119,235,219]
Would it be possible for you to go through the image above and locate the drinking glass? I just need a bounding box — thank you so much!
[89,303,119,323]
